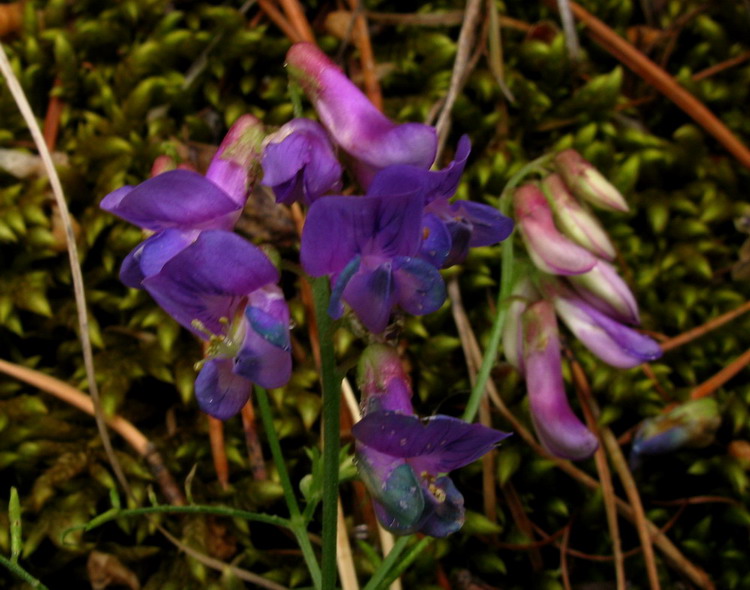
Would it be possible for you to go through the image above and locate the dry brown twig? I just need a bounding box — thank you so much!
[555,0,750,169]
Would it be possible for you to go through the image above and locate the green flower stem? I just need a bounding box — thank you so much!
[256,386,322,590]
[462,154,553,423]
[0,553,50,590]
[80,504,291,532]
[362,535,411,590]
[372,537,433,590]
[310,276,341,590]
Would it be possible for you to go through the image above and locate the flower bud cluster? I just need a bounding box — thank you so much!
[505,152,662,460]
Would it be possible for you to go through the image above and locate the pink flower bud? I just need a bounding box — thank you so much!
[522,300,598,460]
[542,173,616,260]
[514,184,597,275]
[568,260,640,325]
[554,150,629,213]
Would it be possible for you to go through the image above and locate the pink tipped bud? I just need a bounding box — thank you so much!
[514,184,597,275]
[522,300,598,460]
[206,114,265,207]
[542,173,616,260]
[286,42,437,188]
[568,260,640,325]
[357,344,414,414]
[554,150,629,213]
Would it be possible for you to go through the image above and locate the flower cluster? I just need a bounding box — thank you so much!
[277,42,513,333]
[102,42,513,537]
[353,345,509,537]
[504,151,663,460]
[101,115,292,420]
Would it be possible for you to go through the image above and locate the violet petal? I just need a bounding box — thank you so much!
[195,358,252,420]
[142,230,278,335]
[352,412,509,473]
[101,169,240,231]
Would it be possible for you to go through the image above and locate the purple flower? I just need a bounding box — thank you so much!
[514,184,597,275]
[286,42,437,188]
[367,137,514,267]
[548,281,662,369]
[143,230,292,419]
[261,118,343,205]
[353,345,509,536]
[101,115,265,288]
[300,180,446,333]
[522,300,598,460]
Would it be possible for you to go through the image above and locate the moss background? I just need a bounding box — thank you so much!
[1,0,750,588]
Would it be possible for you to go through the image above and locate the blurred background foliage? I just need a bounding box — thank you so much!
[1,0,750,588]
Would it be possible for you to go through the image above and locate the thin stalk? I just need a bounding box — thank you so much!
[0,554,49,590]
[310,276,341,590]
[376,538,432,590]
[256,386,322,590]
[362,536,412,590]
[77,504,291,533]
[461,154,552,423]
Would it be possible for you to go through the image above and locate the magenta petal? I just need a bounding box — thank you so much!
[352,412,509,473]
[205,114,264,207]
[286,43,436,185]
[195,358,252,420]
[142,230,279,335]
[522,301,598,460]
[101,169,240,231]
[514,184,597,275]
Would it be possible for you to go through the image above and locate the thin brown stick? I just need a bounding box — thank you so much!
[570,360,659,589]
[0,358,186,506]
[693,50,750,81]
[690,346,750,399]
[602,430,660,589]
[559,0,750,169]
[344,0,382,111]
[158,526,289,590]
[208,415,230,490]
[277,0,315,43]
[241,402,268,480]
[434,0,483,161]
[42,80,63,151]
[561,523,572,590]
[258,0,303,43]
[571,360,626,590]
[337,499,360,590]
[365,10,532,32]
[660,300,750,352]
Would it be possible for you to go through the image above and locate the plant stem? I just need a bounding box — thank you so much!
[310,276,341,590]
[378,538,432,590]
[461,154,552,423]
[0,553,49,590]
[256,386,322,590]
[362,535,411,590]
